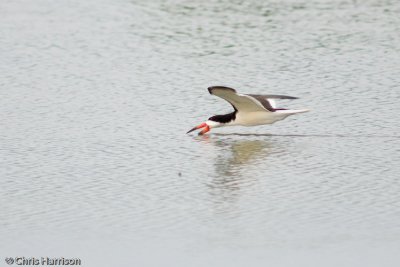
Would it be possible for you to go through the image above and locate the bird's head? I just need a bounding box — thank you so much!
[186,119,222,135]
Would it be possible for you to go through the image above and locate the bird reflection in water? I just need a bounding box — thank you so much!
[196,134,284,205]
[213,139,271,178]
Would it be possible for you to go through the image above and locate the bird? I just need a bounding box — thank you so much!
[187,86,309,135]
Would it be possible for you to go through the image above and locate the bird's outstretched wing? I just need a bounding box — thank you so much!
[208,86,298,112]
[246,94,298,110]
[208,86,270,112]
[248,94,298,100]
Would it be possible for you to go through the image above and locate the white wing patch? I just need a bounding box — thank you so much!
[267,99,277,109]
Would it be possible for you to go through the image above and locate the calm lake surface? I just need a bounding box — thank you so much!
[1,0,400,266]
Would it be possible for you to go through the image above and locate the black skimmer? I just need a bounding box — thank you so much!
[187,86,309,135]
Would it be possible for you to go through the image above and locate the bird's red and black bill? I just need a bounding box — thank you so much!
[186,122,210,135]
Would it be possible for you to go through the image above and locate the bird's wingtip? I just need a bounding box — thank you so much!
[208,86,237,94]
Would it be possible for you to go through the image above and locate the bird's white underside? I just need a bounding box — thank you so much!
[233,109,309,126]
[206,109,309,128]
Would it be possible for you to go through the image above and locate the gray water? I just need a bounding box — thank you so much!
[1,0,400,266]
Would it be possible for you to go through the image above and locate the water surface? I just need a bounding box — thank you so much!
[1,0,400,266]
